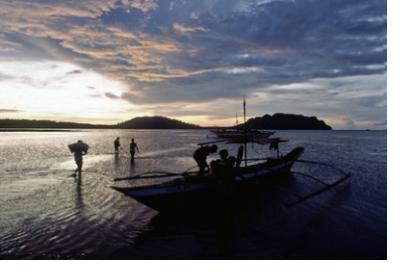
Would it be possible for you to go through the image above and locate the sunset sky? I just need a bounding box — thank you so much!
[0,0,386,129]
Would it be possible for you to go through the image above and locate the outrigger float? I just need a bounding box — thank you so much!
[111,99,351,212]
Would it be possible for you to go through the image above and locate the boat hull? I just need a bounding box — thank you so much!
[113,147,304,212]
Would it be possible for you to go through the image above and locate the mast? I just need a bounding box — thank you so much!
[243,97,247,167]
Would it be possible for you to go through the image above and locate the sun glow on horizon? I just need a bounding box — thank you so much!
[0,60,141,124]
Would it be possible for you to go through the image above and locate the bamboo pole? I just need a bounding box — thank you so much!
[243,97,247,167]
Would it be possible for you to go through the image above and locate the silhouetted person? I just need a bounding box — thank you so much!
[227,156,236,169]
[269,140,280,158]
[219,149,228,161]
[193,144,218,175]
[211,149,235,178]
[130,138,139,163]
[114,137,121,154]
[68,140,88,178]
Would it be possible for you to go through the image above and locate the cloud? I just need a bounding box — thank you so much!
[66,70,82,75]
[173,23,208,33]
[0,108,21,113]
[105,92,121,99]
[374,120,387,127]
[0,0,386,128]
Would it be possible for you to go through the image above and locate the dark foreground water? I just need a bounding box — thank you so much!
[0,129,386,259]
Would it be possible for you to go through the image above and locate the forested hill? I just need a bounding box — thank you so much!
[236,113,332,130]
[0,119,113,129]
[117,116,200,129]
[0,116,199,129]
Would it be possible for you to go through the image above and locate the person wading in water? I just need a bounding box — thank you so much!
[114,137,121,154]
[130,138,140,163]
[68,140,88,178]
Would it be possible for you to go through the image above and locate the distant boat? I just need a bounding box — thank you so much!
[210,100,274,141]
[210,128,274,141]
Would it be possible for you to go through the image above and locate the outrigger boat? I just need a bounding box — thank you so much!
[112,143,304,212]
[112,99,351,212]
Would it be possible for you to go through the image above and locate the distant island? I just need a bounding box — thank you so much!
[235,113,332,130]
[0,119,113,129]
[0,113,331,130]
[0,116,199,130]
[118,116,199,129]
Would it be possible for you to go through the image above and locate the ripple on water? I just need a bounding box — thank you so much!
[0,130,386,259]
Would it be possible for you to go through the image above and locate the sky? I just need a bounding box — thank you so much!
[0,0,386,129]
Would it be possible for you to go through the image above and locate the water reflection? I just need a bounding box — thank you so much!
[0,130,386,259]
[114,153,120,171]
[129,160,137,176]
[74,174,84,210]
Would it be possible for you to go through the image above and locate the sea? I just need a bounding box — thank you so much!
[0,129,386,259]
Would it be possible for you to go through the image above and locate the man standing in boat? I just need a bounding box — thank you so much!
[193,144,218,175]
[114,137,121,154]
[210,149,236,178]
[130,138,139,163]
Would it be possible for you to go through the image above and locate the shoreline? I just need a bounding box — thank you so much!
[0,128,81,132]
[0,128,386,132]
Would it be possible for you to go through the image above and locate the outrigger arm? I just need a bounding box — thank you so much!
[285,159,351,208]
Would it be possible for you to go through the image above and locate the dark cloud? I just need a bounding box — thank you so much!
[0,108,21,113]
[105,92,121,99]
[66,69,82,75]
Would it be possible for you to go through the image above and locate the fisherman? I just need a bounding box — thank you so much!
[130,138,140,163]
[114,137,121,154]
[68,140,88,178]
[269,140,280,158]
[193,144,218,175]
[219,149,236,168]
[210,149,236,178]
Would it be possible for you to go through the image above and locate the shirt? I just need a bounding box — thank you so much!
[130,142,138,152]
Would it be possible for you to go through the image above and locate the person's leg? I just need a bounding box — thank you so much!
[75,160,82,177]
[198,160,207,175]
[194,156,202,174]
[130,151,135,162]
[74,160,79,176]
[78,160,82,176]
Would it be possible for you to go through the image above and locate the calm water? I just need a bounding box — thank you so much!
[0,129,386,259]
